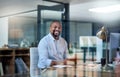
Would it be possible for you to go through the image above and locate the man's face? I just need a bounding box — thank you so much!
[50,22,62,38]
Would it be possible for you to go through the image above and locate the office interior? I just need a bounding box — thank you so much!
[0,0,120,76]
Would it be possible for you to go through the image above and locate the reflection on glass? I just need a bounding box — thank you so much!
[8,11,37,47]
[39,10,63,39]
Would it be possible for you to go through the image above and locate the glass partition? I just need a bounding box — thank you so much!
[0,1,101,63]
[38,10,62,39]
[37,3,70,43]
[0,1,70,48]
[8,11,37,48]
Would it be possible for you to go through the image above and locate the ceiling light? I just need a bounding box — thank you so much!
[89,4,120,13]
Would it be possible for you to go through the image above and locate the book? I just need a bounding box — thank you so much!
[0,62,4,76]
[15,58,29,74]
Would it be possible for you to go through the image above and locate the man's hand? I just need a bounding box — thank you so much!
[50,61,57,66]
[63,59,67,65]
[51,60,68,66]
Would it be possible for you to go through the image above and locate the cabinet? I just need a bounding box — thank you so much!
[0,48,30,75]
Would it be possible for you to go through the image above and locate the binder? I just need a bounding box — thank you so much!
[15,58,29,74]
[0,62,4,76]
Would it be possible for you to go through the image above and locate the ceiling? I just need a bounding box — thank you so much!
[0,0,120,24]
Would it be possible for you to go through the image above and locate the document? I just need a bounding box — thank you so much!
[53,65,72,68]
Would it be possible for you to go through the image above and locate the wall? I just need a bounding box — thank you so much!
[0,17,8,47]
[8,16,37,47]
[70,21,92,47]
[93,23,120,39]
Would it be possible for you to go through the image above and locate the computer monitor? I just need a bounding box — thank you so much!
[110,33,120,62]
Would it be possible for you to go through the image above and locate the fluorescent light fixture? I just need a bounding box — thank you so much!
[89,4,120,13]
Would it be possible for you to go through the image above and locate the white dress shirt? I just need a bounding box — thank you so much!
[38,33,68,68]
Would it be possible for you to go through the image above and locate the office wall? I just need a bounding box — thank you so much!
[70,21,92,47]
[0,17,8,47]
[8,16,37,46]
[93,23,120,38]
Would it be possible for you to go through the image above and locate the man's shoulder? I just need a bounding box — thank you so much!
[40,34,49,41]
[38,35,50,47]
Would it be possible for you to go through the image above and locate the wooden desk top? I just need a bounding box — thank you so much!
[34,64,120,77]
[2,63,120,77]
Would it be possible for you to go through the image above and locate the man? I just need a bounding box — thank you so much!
[38,21,68,69]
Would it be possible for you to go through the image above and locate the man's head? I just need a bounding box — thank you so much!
[50,21,62,40]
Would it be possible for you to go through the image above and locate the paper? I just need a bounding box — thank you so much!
[53,65,72,68]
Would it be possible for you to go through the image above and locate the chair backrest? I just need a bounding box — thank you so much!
[30,47,40,77]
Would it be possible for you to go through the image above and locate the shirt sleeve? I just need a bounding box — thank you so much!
[37,39,52,68]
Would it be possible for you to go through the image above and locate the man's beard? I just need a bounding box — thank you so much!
[52,30,60,38]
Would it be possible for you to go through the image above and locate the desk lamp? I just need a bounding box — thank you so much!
[96,26,113,71]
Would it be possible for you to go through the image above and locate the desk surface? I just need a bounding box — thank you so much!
[2,63,120,77]
[41,64,115,77]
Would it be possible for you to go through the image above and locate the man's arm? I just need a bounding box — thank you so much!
[38,40,52,68]
[50,61,57,66]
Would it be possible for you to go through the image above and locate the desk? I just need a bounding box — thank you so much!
[41,64,115,77]
[81,47,88,63]
[89,47,96,61]
[1,73,29,77]
[2,64,120,77]
[81,47,96,63]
